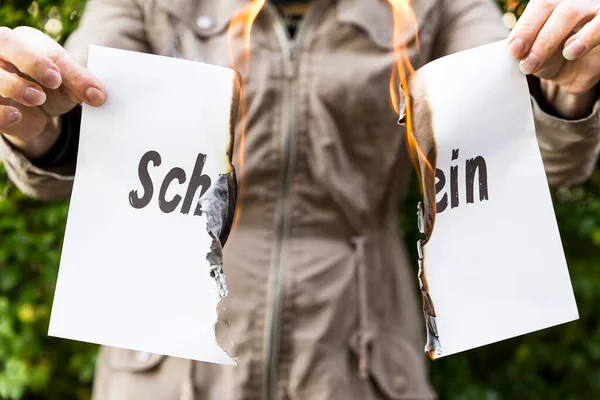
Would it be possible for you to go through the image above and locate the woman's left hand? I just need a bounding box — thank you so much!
[506,0,600,117]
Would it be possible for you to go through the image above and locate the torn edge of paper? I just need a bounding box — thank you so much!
[417,204,441,359]
[198,170,237,362]
[399,75,442,359]
[200,171,238,299]
[198,71,241,363]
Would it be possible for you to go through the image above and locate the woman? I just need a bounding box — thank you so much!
[0,0,599,398]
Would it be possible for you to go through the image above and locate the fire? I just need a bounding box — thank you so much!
[387,0,417,115]
[386,0,432,178]
[388,0,440,360]
[227,0,432,225]
[228,0,266,226]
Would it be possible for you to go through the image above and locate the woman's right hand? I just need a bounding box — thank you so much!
[0,26,106,159]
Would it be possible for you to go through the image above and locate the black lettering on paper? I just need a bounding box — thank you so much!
[129,150,161,209]
[159,167,187,213]
[466,156,489,203]
[181,153,212,216]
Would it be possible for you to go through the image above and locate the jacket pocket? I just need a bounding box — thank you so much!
[107,347,166,373]
[348,326,434,400]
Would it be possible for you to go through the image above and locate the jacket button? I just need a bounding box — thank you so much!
[136,351,151,363]
[196,15,214,30]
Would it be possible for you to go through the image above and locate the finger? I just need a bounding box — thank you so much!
[564,13,600,60]
[12,26,106,107]
[520,1,592,74]
[58,85,81,105]
[41,86,78,116]
[541,50,600,94]
[49,49,106,106]
[0,56,79,114]
[0,27,62,89]
[532,46,567,80]
[507,0,561,59]
[0,104,22,130]
[0,59,18,75]
[0,57,76,115]
[0,67,47,107]
[0,97,51,142]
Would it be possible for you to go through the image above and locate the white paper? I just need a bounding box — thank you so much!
[48,46,238,365]
[412,41,578,358]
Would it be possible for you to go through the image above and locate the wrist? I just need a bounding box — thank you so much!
[539,79,599,120]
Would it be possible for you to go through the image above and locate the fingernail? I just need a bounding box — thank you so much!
[563,39,586,60]
[23,87,46,105]
[42,67,62,89]
[507,38,525,58]
[85,87,105,106]
[7,110,21,125]
[519,53,539,75]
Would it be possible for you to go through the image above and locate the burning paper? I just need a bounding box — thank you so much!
[405,41,578,359]
[48,46,239,365]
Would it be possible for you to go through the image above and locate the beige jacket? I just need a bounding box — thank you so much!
[1,0,599,399]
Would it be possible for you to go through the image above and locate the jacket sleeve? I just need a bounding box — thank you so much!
[0,0,149,201]
[532,97,600,187]
[432,0,600,187]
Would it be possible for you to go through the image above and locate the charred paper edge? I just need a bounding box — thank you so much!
[204,71,241,364]
[417,205,441,359]
[399,79,442,359]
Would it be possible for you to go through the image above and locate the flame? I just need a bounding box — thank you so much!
[227,0,433,224]
[387,0,416,115]
[228,0,266,226]
[386,0,432,178]
[388,0,440,360]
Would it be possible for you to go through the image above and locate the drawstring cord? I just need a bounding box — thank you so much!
[180,359,196,400]
[352,236,373,379]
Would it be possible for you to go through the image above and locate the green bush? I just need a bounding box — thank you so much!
[426,172,600,400]
[1,1,599,399]
[0,164,95,400]
[1,4,95,400]
[404,2,600,399]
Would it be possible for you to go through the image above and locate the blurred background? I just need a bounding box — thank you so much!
[0,0,599,399]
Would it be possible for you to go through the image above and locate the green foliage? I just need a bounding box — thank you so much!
[422,171,600,400]
[1,0,599,399]
[409,2,600,399]
[0,0,83,39]
[0,162,96,400]
[0,2,94,399]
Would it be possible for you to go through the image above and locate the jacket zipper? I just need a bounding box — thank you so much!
[262,4,310,399]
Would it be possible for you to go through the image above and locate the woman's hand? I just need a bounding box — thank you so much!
[506,0,600,119]
[0,26,106,159]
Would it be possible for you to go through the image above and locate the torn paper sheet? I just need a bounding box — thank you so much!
[48,46,239,365]
[407,40,578,359]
